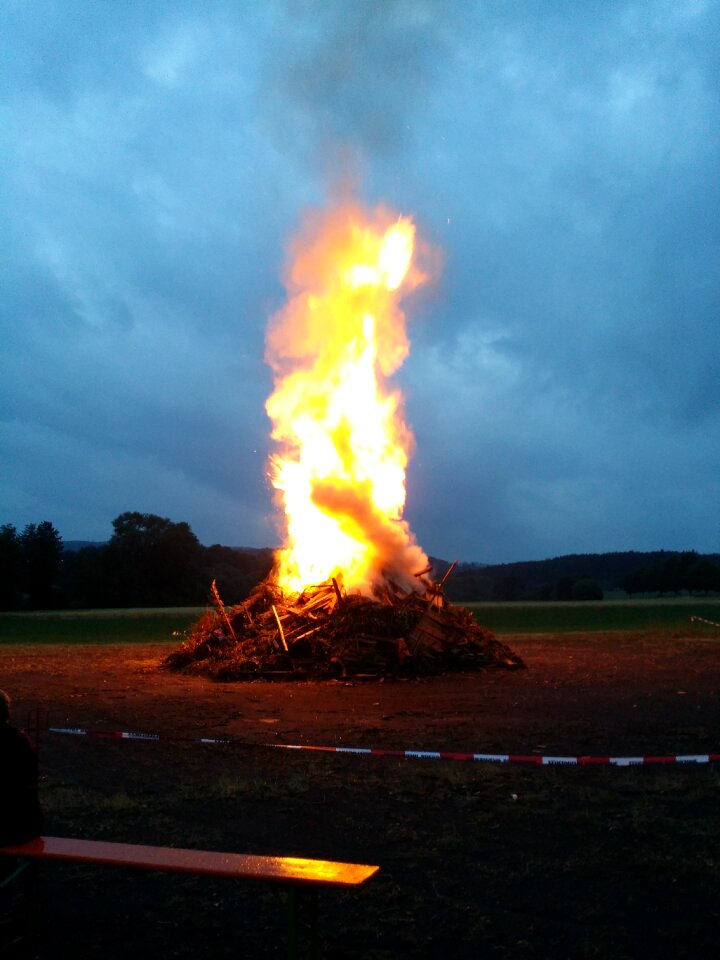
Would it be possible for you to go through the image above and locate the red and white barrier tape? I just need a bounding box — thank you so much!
[49,727,230,745]
[47,727,720,767]
[690,615,720,628]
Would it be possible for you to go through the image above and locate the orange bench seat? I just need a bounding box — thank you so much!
[0,836,378,887]
[0,836,379,958]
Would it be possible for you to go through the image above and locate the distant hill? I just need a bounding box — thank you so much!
[60,541,719,602]
[445,550,720,601]
[63,540,106,552]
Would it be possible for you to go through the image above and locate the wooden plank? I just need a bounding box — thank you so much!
[438,560,458,588]
[211,579,237,642]
[271,605,289,653]
[0,837,379,889]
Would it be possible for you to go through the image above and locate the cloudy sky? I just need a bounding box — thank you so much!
[2,0,718,563]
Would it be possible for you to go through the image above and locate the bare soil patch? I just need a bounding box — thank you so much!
[2,632,719,958]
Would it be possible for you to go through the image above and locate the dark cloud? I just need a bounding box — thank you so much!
[257,1,462,161]
[1,0,718,561]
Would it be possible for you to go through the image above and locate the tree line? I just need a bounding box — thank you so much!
[0,513,274,611]
[618,552,720,597]
[444,550,720,602]
[2,516,718,610]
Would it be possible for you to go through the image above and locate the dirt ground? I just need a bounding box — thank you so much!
[2,631,720,958]
[5,631,720,753]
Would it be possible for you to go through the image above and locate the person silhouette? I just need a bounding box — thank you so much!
[0,690,43,846]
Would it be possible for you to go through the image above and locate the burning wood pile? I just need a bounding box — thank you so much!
[165,199,526,679]
[164,573,524,680]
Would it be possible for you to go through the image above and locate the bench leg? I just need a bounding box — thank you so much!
[286,886,318,960]
[1,858,39,955]
[0,858,33,892]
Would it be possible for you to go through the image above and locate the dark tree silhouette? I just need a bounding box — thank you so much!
[687,556,720,595]
[106,512,204,606]
[61,544,115,609]
[493,574,525,601]
[0,524,21,611]
[554,575,576,601]
[20,521,64,609]
[619,568,649,596]
[571,578,603,601]
[620,552,720,598]
[203,544,274,605]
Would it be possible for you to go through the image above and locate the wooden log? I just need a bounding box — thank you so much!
[283,618,315,639]
[271,605,289,653]
[438,560,458,588]
[297,591,335,613]
[286,624,324,646]
[211,580,238,643]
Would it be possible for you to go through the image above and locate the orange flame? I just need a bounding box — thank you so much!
[265,200,429,597]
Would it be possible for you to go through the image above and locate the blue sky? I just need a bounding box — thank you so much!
[1,0,718,562]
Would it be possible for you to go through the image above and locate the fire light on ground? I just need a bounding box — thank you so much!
[265,200,428,599]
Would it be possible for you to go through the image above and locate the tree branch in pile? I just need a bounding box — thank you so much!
[164,568,525,680]
[210,579,237,643]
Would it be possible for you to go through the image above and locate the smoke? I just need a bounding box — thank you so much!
[310,477,428,595]
[258,0,461,176]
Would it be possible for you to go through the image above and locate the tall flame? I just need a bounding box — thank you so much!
[265,200,429,597]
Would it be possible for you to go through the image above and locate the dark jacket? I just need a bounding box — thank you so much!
[0,722,43,845]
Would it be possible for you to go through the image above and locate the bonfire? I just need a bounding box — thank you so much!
[165,198,523,679]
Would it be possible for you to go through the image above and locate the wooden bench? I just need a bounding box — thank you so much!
[0,836,379,958]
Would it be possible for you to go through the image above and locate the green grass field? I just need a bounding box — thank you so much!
[0,608,205,644]
[465,596,720,634]
[1,597,718,644]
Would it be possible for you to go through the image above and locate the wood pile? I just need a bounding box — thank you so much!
[163,572,525,680]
